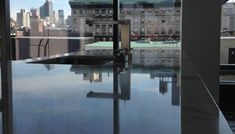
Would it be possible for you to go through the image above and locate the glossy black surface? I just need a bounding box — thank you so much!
[0,56,233,134]
[11,59,180,134]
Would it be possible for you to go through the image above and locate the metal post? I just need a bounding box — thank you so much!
[113,0,119,56]
[0,0,13,133]
[113,64,120,134]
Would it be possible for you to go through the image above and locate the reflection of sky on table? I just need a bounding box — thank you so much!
[11,61,180,134]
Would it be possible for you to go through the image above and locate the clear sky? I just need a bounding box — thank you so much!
[10,0,71,20]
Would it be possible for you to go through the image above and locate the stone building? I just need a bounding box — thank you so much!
[69,0,181,41]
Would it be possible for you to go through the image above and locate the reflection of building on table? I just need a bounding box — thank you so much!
[85,41,180,67]
[70,60,179,134]
[150,71,180,105]
[83,71,102,83]
[70,62,180,106]
[87,62,130,134]
[70,63,131,101]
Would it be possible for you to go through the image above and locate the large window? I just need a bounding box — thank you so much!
[5,0,182,133]
[2,0,233,134]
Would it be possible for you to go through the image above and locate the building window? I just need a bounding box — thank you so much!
[108,25,112,34]
[148,18,152,23]
[169,17,174,24]
[73,18,76,24]
[95,9,100,14]
[108,9,113,14]
[154,28,158,34]
[161,8,166,14]
[86,9,90,14]
[79,9,84,14]
[168,28,173,34]
[95,25,100,34]
[86,26,90,33]
[161,27,165,35]
[121,9,127,14]
[141,10,145,14]
[155,9,159,15]
[175,27,180,34]
[102,25,106,34]
[155,18,158,23]
[134,28,138,34]
[73,9,77,14]
[147,28,151,34]
[127,9,132,14]
[102,9,106,14]
[135,18,138,23]
[141,18,145,23]
[140,27,145,34]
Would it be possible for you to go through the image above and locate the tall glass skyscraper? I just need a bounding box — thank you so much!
[40,0,53,19]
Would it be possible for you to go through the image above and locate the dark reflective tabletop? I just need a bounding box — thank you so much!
[0,57,233,134]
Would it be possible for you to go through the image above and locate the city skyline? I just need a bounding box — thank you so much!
[10,0,235,20]
[10,0,71,20]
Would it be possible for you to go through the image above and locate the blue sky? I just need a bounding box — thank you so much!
[10,0,71,20]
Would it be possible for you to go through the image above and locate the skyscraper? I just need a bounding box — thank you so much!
[30,8,43,36]
[30,8,40,17]
[16,9,30,28]
[50,10,58,25]
[40,0,53,19]
[16,9,25,28]
[58,10,65,27]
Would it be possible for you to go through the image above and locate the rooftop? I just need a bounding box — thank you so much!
[85,41,181,49]
[69,0,177,5]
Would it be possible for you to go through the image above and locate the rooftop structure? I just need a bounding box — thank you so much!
[69,0,179,5]
[85,41,180,49]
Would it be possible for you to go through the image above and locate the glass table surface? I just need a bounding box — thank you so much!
[0,56,233,134]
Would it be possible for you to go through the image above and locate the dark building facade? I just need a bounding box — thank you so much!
[40,0,54,19]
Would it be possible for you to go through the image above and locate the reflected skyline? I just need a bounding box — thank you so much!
[7,60,181,134]
[69,62,180,97]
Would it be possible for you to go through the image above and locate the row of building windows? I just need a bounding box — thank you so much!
[95,25,113,35]
[73,8,180,15]
[73,9,113,15]
[93,25,179,35]
[126,8,180,15]
[72,17,180,26]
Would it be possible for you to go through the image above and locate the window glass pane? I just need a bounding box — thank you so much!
[220,1,235,131]
[9,0,181,134]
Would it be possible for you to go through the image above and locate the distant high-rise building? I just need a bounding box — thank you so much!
[50,10,58,25]
[25,12,31,28]
[30,7,43,35]
[66,15,73,29]
[16,9,30,28]
[221,3,235,32]
[16,9,25,27]
[30,8,40,17]
[30,15,44,36]
[58,10,65,27]
[40,0,53,19]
